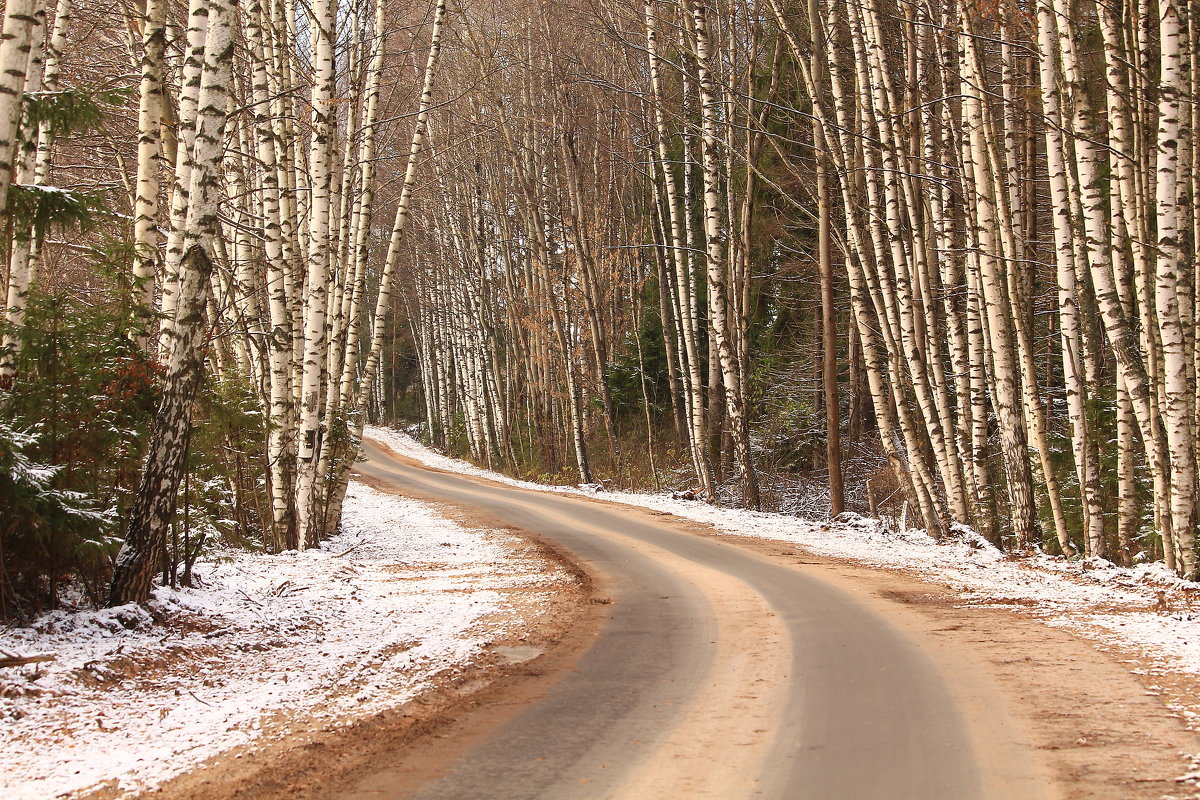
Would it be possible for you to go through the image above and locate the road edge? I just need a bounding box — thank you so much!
[135,467,607,800]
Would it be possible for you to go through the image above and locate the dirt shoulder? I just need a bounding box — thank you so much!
[680,523,1200,800]
[137,490,602,800]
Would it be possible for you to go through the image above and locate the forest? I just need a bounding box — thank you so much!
[0,0,1198,622]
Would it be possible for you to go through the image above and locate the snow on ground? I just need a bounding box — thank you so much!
[367,425,1200,692]
[0,481,566,799]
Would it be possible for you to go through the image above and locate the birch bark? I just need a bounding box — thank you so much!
[133,0,165,346]
[690,0,759,507]
[111,0,237,605]
[294,0,337,548]
[1154,0,1196,575]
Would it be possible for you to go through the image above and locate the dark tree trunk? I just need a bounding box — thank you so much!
[109,246,214,606]
[817,135,845,517]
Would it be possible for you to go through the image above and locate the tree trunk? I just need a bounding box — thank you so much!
[110,0,236,606]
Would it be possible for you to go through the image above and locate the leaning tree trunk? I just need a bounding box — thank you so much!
[109,0,236,606]
[157,0,209,357]
[320,0,448,536]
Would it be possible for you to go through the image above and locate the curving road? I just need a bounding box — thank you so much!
[350,439,1055,800]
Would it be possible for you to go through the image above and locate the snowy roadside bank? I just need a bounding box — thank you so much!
[367,426,1200,717]
[0,481,569,800]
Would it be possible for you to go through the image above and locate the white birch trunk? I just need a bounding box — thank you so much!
[111,0,237,605]
[1155,0,1196,575]
[0,1,45,379]
[690,0,759,507]
[293,0,337,548]
[132,0,165,347]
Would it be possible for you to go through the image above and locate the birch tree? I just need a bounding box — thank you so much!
[111,0,238,605]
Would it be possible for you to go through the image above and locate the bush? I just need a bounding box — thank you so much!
[0,420,118,617]
[0,271,153,617]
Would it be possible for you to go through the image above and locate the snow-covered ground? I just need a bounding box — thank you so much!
[0,481,566,799]
[367,426,1200,708]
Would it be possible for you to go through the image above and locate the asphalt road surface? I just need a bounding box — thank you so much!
[351,439,1053,800]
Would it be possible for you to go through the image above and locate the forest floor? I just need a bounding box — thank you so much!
[0,481,579,799]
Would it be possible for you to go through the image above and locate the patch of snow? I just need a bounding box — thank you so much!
[0,481,565,799]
